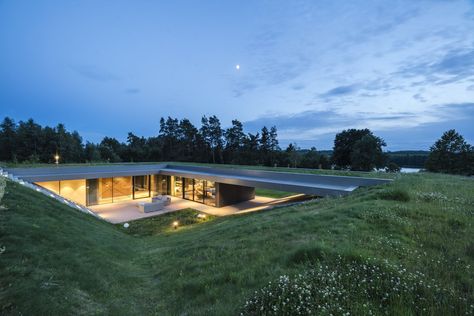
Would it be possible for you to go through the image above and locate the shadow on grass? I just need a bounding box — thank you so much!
[116,208,217,237]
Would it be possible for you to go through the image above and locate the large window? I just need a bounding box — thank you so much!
[87,177,133,206]
[173,176,183,197]
[194,179,205,204]
[86,179,99,206]
[204,181,216,206]
[184,178,194,200]
[37,175,217,207]
[133,175,150,199]
[113,177,132,202]
[152,175,169,196]
[170,177,216,206]
[86,178,113,205]
[36,180,86,205]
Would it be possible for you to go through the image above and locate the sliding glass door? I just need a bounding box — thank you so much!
[133,175,150,199]
[174,177,216,206]
[173,176,183,197]
[184,178,194,200]
[204,181,216,206]
[194,179,205,203]
[86,178,113,206]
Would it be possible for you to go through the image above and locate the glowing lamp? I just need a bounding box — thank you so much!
[172,221,179,229]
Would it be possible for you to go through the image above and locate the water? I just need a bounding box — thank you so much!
[400,167,421,173]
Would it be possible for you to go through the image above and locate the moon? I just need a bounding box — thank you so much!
[235,64,240,70]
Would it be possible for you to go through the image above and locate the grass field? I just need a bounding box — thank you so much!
[1,171,473,315]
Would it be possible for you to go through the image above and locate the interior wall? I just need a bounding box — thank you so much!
[216,183,255,207]
[113,176,132,202]
[36,181,60,194]
[59,179,86,205]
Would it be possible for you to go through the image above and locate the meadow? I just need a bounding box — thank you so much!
[0,170,473,315]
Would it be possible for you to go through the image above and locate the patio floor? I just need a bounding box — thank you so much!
[89,194,308,224]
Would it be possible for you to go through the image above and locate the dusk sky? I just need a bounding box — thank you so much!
[1,0,473,150]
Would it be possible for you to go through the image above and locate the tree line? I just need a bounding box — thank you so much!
[0,116,472,175]
[0,116,287,167]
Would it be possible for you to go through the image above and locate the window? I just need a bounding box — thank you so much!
[204,181,216,206]
[184,178,194,200]
[133,175,150,199]
[152,175,169,196]
[173,176,183,197]
[194,179,205,203]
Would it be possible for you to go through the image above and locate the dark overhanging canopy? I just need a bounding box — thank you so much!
[4,163,392,197]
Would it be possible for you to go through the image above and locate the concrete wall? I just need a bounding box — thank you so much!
[216,183,255,207]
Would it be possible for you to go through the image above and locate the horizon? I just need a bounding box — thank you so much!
[1,1,473,150]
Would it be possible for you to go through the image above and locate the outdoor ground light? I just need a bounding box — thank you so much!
[173,221,179,229]
[54,154,60,165]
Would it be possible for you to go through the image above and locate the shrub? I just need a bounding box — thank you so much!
[385,162,401,173]
[377,188,410,202]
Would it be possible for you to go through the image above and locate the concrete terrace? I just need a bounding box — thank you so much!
[90,194,309,224]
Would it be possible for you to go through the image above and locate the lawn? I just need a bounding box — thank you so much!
[1,171,473,315]
[254,188,294,198]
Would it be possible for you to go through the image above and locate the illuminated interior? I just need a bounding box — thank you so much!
[36,180,60,195]
[36,174,216,207]
[133,175,150,199]
[36,180,85,205]
[113,176,132,202]
[170,176,215,207]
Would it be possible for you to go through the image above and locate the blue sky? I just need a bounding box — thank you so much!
[1,0,473,150]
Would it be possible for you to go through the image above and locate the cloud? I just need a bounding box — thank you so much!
[320,84,360,98]
[232,81,257,97]
[232,55,312,97]
[433,48,474,76]
[244,102,474,149]
[71,65,119,82]
[412,93,426,103]
[398,47,474,84]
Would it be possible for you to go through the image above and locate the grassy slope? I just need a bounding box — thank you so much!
[1,172,473,315]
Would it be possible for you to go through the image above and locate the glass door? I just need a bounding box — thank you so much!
[204,181,216,206]
[194,179,205,203]
[133,175,150,199]
[184,178,194,200]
